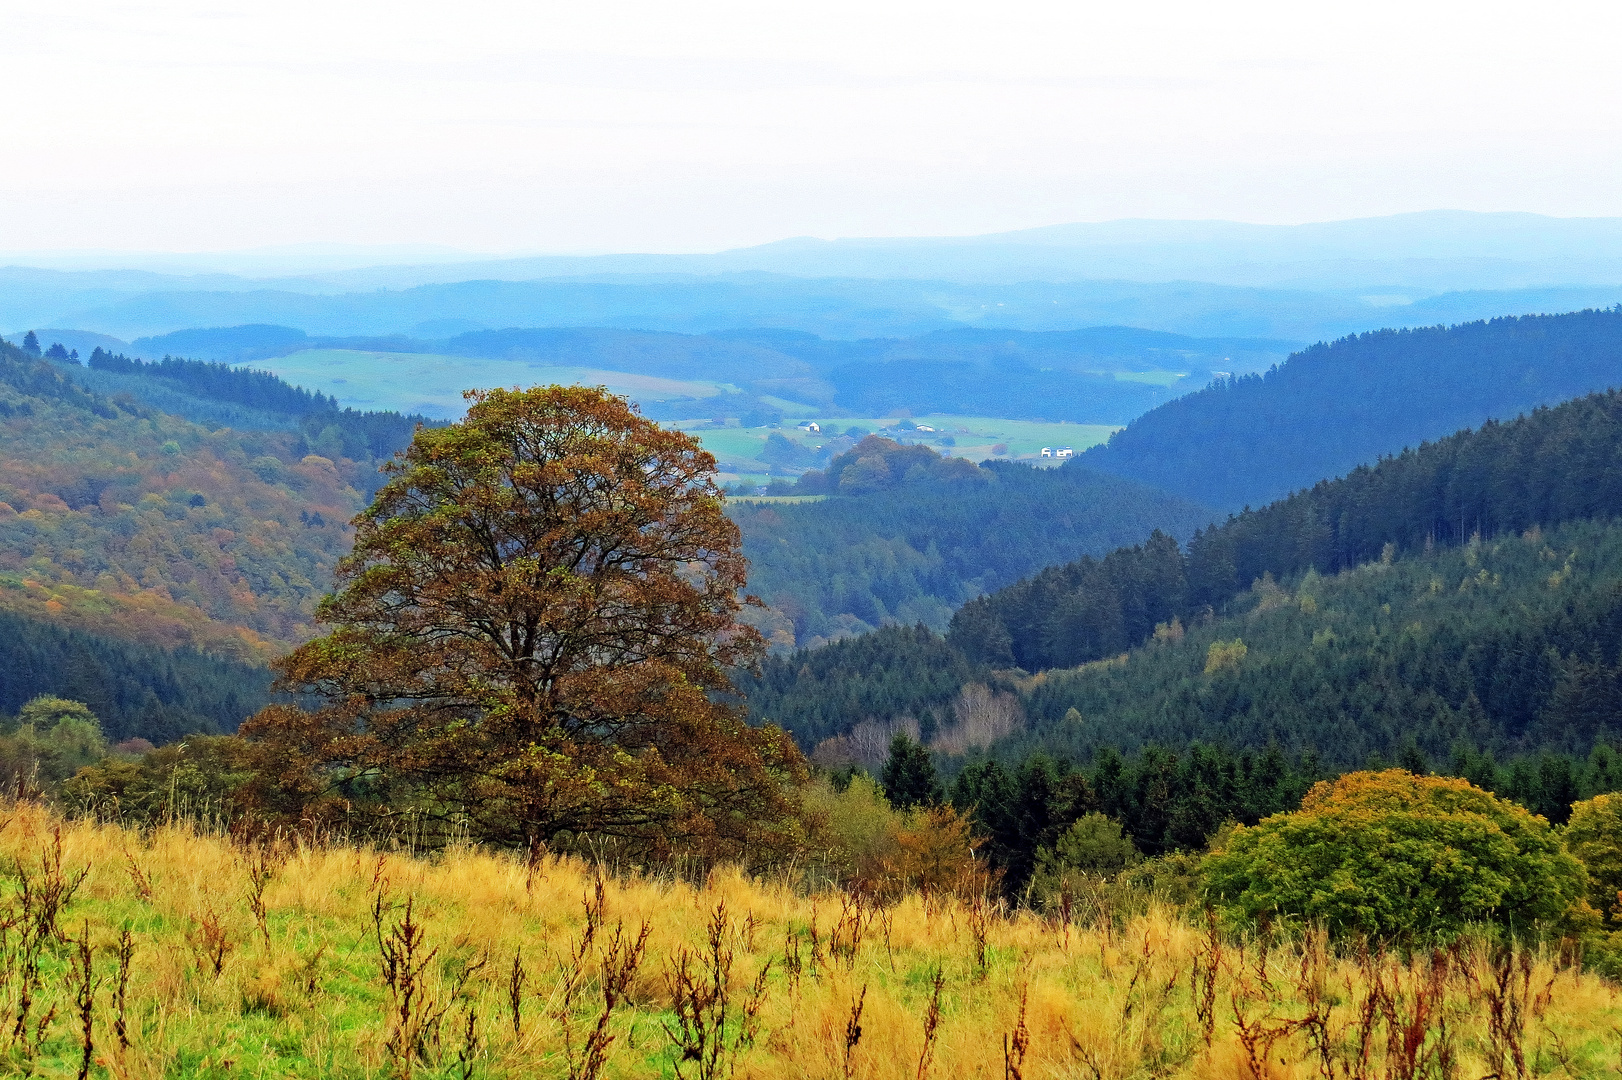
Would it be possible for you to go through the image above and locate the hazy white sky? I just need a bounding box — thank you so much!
[4,0,1621,254]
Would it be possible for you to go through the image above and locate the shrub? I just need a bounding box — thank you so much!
[1028,812,1144,911]
[1202,770,1586,940]
[61,735,262,824]
[800,775,989,900]
[1564,792,1622,925]
[0,696,110,790]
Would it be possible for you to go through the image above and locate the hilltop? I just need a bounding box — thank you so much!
[1084,308,1622,510]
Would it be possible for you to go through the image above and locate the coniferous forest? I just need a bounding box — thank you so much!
[1085,307,1622,510]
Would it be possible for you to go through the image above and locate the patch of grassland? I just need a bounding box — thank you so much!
[725,495,829,505]
[0,803,1616,1078]
[250,350,733,419]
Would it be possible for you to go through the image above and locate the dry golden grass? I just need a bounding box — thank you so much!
[0,802,1616,1078]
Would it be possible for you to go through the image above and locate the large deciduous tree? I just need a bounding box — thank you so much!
[244,386,805,861]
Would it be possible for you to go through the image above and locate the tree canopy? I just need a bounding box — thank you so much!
[245,386,805,861]
[1202,770,1587,940]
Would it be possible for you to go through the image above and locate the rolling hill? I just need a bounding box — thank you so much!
[1083,308,1622,511]
[732,438,1214,648]
[747,382,1622,769]
[70,322,1289,425]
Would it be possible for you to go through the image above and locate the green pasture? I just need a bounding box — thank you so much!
[238,353,1123,480]
[679,414,1116,467]
[249,350,732,418]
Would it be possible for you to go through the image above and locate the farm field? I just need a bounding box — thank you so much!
[248,350,734,419]
[229,348,1124,485]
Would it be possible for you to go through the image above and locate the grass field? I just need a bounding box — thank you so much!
[0,802,1616,1079]
[236,354,1122,481]
[249,351,733,419]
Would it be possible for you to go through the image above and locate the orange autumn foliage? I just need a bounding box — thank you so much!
[245,386,806,862]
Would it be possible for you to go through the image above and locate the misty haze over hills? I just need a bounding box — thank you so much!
[4,211,1622,347]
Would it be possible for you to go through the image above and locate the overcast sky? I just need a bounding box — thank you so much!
[5,0,1621,255]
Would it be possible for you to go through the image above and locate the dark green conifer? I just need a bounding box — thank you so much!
[880,732,942,811]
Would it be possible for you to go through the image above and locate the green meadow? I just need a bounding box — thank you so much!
[240,352,1121,483]
[251,350,734,418]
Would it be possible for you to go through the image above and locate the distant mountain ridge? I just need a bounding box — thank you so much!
[15,210,1622,290]
[6,212,1622,345]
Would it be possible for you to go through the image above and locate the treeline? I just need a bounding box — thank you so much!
[0,340,117,418]
[0,610,269,744]
[83,347,429,463]
[913,736,1622,897]
[89,349,340,415]
[1085,307,1622,511]
[951,388,1622,672]
[731,437,1211,648]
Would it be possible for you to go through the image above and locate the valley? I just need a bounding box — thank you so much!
[19,9,1622,1071]
[7,290,1622,1079]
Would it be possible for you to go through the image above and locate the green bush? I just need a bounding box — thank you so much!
[1564,792,1622,925]
[1202,770,1586,940]
[1028,811,1144,912]
[0,696,111,789]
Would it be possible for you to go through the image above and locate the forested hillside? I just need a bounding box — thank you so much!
[731,437,1212,647]
[0,609,268,741]
[1009,516,1622,767]
[77,349,431,491]
[0,341,375,659]
[953,386,1622,672]
[749,385,1622,765]
[1084,308,1622,510]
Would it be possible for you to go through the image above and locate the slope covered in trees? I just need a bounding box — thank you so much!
[952,386,1622,673]
[1014,515,1622,767]
[0,609,268,741]
[731,437,1213,647]
[1084,308,1622,511]
[0,340,373,658]
[79,348,431,485]
[747,386,1622,765]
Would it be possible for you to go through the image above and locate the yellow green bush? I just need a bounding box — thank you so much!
[1202,770,1588,940]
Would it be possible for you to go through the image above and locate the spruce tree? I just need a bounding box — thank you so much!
[880,732,943,810]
